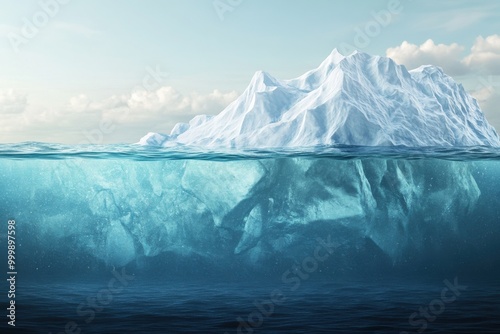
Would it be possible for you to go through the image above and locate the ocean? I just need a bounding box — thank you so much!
[1,143,499,333]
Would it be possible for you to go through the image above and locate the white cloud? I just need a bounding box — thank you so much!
[0,90,27,114]
[68,94,93,112]
[97,86,239,122]
[125,86,186,113]
[0,86,239,144]
[463,35,500,74]
[386,39,466,75]
[387,35,500,75]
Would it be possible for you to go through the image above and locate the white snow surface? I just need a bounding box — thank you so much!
[139,50,500,148]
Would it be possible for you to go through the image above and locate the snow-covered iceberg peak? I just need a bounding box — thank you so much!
[284,48,345,91]
[139,50,500,148]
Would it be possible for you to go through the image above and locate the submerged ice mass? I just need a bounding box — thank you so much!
[3,152,492,274]
[4,51,500,277]
[140,50,500,148]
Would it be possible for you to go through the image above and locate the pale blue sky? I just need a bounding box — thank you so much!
[0,0,499,143]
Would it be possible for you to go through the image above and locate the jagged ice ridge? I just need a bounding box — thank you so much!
[140,50,500,148]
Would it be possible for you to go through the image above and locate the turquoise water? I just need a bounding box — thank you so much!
[2,143,500,160]
[1,143,499,333]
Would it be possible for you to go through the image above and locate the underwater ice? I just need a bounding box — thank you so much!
[3,156,483,270]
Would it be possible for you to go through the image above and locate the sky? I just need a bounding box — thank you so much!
[0,0,499,144]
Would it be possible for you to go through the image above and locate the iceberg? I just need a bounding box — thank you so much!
[2,152,490,274]
[139,50,500,148]
[3,51,500,277]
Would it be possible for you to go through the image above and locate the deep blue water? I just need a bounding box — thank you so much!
[1,143,499,333]
[7,279,500,334]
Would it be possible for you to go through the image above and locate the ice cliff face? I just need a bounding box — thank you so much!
[140,50,500,148]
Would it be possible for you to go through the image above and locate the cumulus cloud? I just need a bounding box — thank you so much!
[386,39,467,75]
[68,94,93,113]
[0,86,239,144]
[463,35,500,74]
[0,90,27,114]
[386,35,500,75]
[92,86,239,126]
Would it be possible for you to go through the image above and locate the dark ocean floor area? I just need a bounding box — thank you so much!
[3,278,500,333]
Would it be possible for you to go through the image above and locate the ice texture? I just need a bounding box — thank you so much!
[2,156,484,270]
[139,50,500,148]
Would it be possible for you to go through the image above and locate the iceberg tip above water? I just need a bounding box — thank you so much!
[141,49,500,148]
